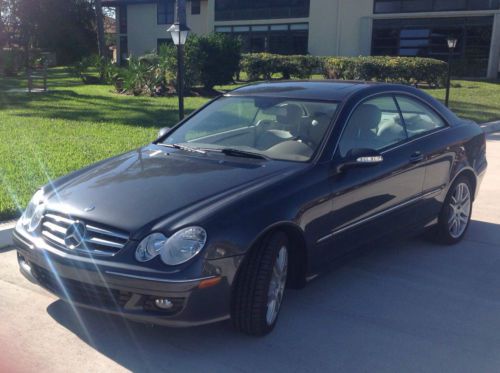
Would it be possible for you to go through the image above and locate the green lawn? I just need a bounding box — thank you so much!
[0,68,499,221]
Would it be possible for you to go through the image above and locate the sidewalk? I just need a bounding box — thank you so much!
[481,120,500,134]
[0,220,15,249]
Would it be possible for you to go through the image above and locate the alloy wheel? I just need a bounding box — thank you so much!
[447,182,471,239]
[266,245,288,326]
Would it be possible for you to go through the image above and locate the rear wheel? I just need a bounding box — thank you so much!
[231,232,289,336]
[434,176,473,244]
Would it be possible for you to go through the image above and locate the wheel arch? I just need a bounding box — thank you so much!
[450,167,477,200]
[233,222,309,292]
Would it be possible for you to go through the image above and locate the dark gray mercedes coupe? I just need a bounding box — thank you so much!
[14,81,487,335]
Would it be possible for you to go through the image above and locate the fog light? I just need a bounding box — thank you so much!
[154,298,173,310]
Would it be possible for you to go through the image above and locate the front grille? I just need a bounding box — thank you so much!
[31,263,131,309]
[41,211,129,256]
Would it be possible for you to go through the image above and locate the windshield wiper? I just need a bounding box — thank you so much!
[158,143,206,154]
[218,148,269,160]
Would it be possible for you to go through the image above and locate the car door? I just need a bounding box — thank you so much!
[394,94,452,224]
[319,95,427,260]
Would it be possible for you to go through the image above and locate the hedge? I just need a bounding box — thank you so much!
[323,56,448,87]
[241,53,322,80]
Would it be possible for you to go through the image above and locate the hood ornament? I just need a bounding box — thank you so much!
[64,221,87,249]
[84,206,95,212]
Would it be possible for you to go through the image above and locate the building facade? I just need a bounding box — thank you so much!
[102,0,500,78]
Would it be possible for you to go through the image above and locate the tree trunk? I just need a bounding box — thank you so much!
[94,0,106,79]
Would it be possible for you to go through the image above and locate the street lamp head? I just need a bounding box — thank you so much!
[168,22,191,46]
[447,37,458,50]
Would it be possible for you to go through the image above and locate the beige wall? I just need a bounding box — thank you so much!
[121,0,500,78]
[212,0,374,57]
[487,13,500,79]
[309,0,373,56]
[126,1,211,57]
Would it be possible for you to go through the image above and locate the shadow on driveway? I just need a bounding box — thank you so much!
[47,220,500,372]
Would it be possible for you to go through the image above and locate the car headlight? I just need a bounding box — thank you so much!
[134,227,207,266]
[135,233,167,262]
[161,227,207,266]
[20,189,45,233]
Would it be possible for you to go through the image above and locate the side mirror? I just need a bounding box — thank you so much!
[337,148,383,173]
[157,127,171,139]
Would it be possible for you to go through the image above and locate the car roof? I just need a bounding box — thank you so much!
[225,80,401,101]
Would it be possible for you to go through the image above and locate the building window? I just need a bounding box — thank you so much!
[215,23,309,54]
[372,17,494,76]
[158,0,175,25]
[118,5,127,34]
[374,0,499,13]
[215,0,310,21]
[191,0,201,14]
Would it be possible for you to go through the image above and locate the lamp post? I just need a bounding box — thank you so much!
[445,37,458,108]
[168,1,190,121]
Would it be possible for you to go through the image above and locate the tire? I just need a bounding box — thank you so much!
[231,231,289,336]
[433,176,473,245]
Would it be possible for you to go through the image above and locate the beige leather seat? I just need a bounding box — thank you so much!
[339,104,382,156]
[256,104,303,150]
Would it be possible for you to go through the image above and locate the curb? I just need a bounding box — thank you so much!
[481,121,500,134]
[0,221,15,250]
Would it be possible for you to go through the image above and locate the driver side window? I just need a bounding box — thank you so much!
[338,96,407,157]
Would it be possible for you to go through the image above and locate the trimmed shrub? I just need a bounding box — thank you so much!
[241,53,322,81]
[323,56,447,87]
[158,38,203,91]
[197,33,241,89]
[159,33,241,90]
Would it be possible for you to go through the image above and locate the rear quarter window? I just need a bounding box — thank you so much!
[396,96,446,138]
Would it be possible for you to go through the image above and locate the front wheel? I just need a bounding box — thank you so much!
[434,176,473,244]
[231,232,289,336]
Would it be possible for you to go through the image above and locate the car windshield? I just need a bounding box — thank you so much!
[161,96,339,162]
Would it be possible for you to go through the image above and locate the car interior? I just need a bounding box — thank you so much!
[338,96,445,156]
[179,99,338,162]
[166,95,443,162]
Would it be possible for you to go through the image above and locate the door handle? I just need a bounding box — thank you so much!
[410,151,424,163]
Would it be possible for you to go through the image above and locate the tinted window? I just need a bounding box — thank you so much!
[374,0,499,13]
[434,0,467,11]
[339,96,407,157]
[164,97,338,162]
[215,0,310,21]
[374,0,401,13]
[372,17,494,77]
[396,96,446,138]
[192,0,201,14]
[157,0,175,24]
[215,23,309,55]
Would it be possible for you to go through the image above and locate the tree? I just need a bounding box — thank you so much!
[94,0,106,58]
[1,0,97,64]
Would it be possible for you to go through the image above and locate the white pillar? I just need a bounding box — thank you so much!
[487,13,500,80]
[359,16,373,56]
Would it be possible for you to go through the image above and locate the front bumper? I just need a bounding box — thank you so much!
[13,229,242,327]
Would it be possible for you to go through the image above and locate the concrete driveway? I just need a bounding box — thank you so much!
[1,133,500,373]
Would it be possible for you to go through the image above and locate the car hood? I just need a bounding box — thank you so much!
[45,145,303,235]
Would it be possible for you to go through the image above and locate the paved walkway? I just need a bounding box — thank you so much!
[481,120,500,134]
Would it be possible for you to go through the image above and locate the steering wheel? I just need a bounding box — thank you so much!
[254,119,274,148]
